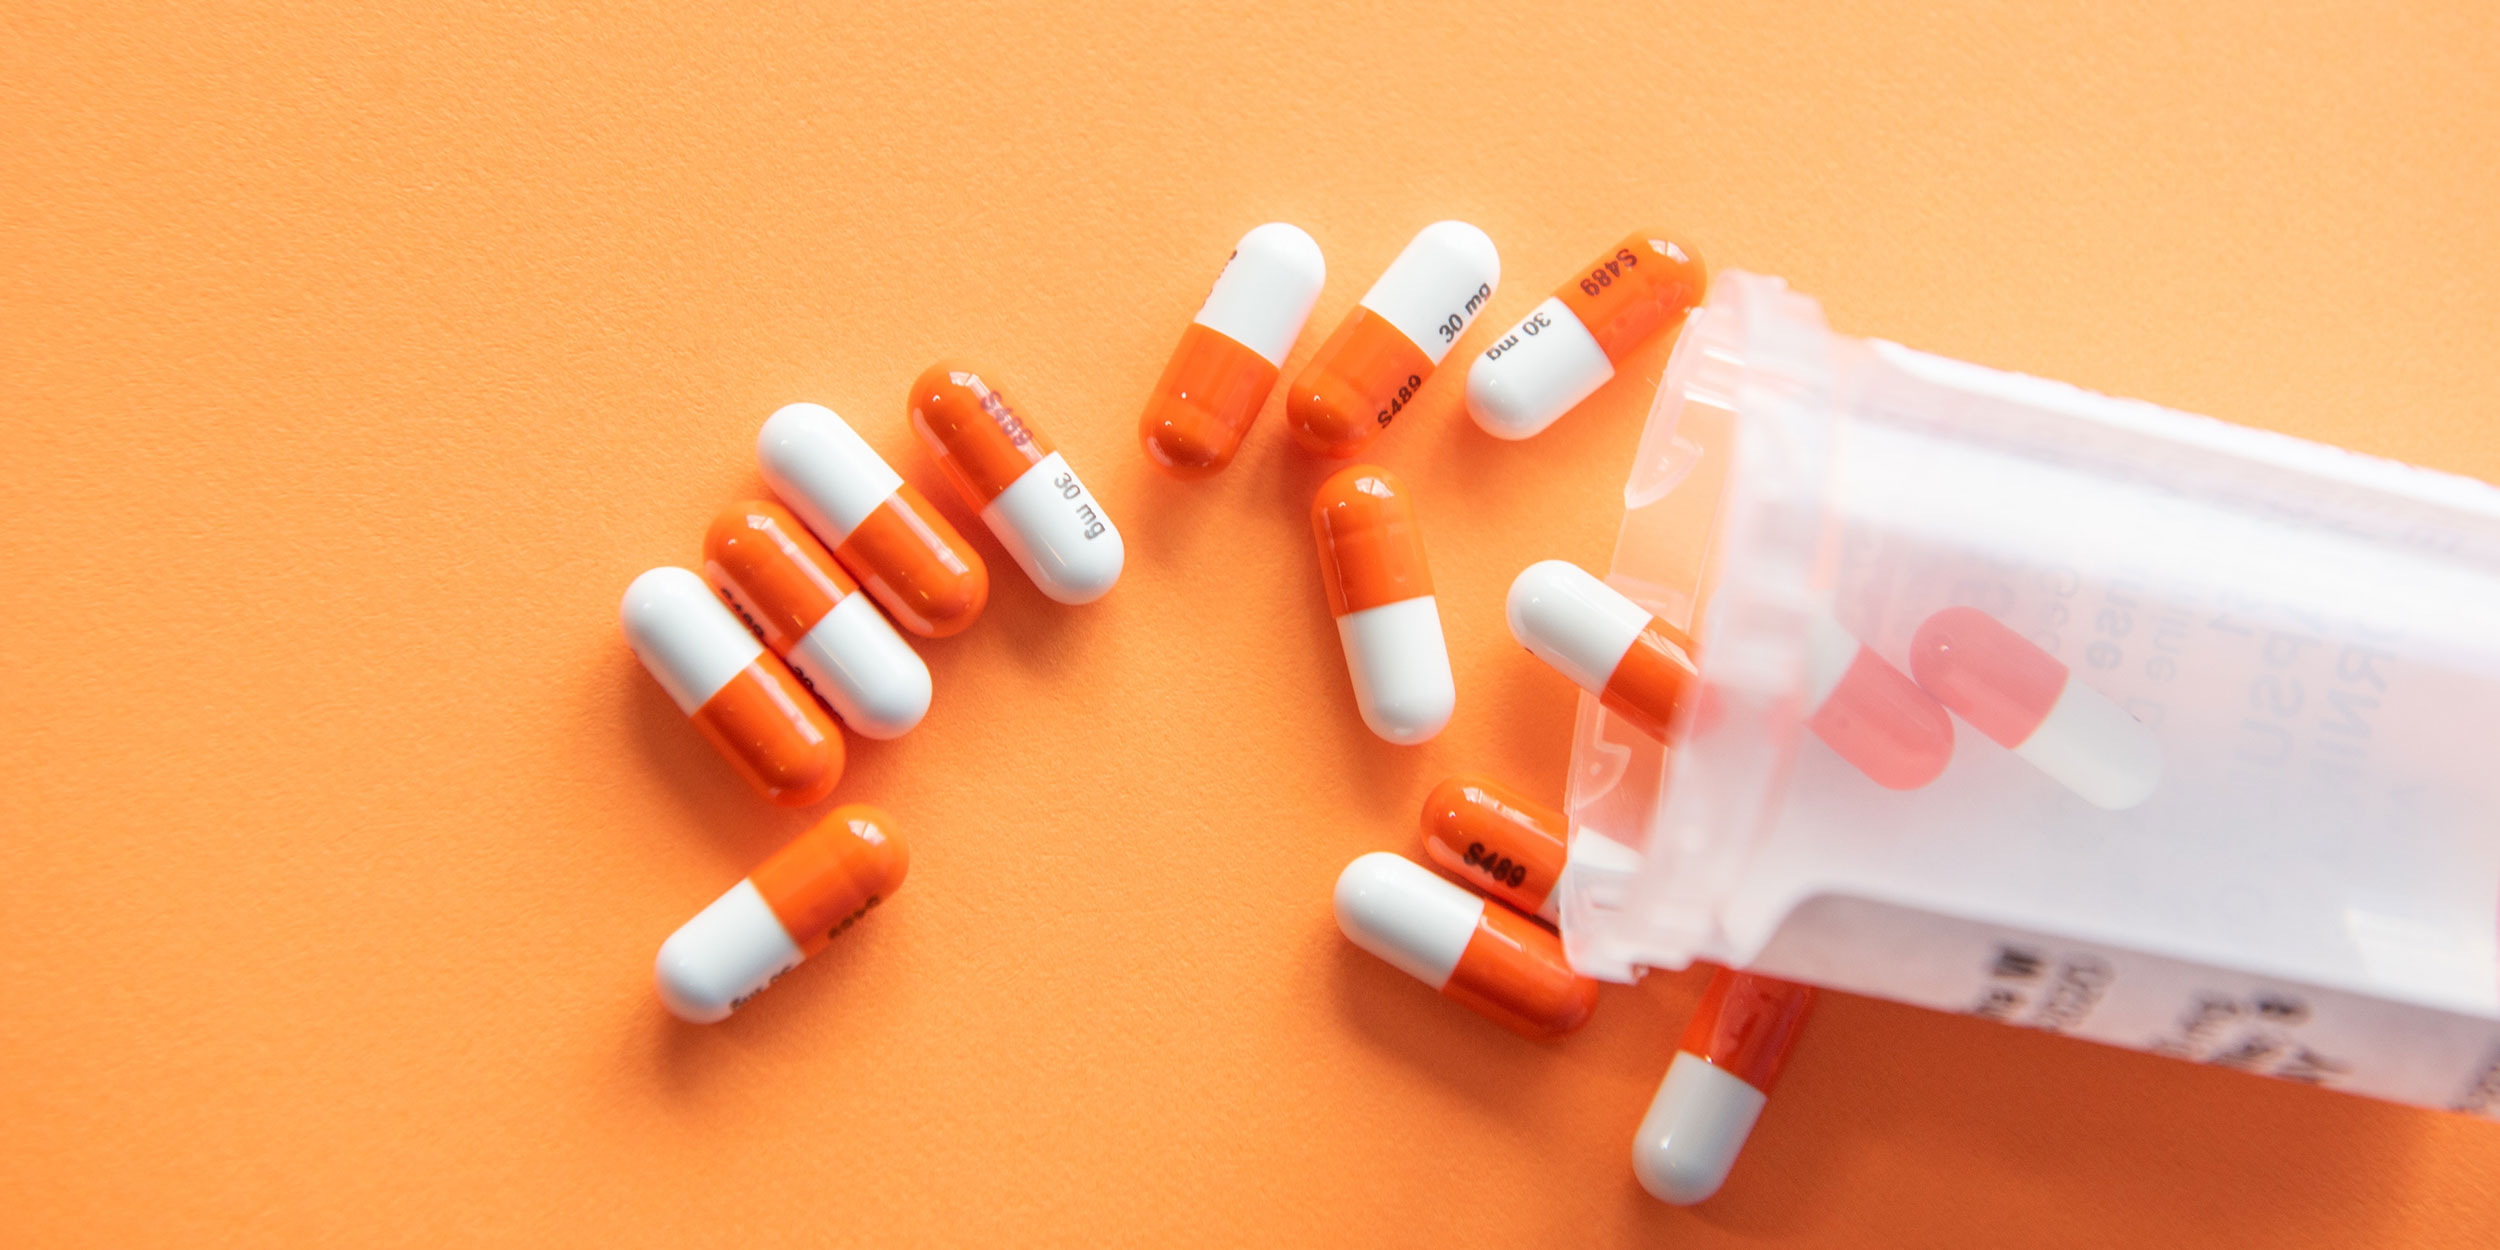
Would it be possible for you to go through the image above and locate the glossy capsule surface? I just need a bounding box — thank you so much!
[1311,464,1453,744]
[1421,775,1569,922]
[704,501,932,739]
[621,566,843,806]
[1140,223,1326,477]
[1506,559,1697,741]
[910,363,1125,605]
[1333,851,1598,1039]
[757,402,988,638]
[1286,222,1499,458]
[1420,773,1646,927]
[654,804,910,1022]
[1910,605,2162,809]
[1467,232,1706,440]
[1804,612,1956,791]
[1634,969,1816,1205]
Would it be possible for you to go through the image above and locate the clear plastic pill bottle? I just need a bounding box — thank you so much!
[1561,271,2500,1117]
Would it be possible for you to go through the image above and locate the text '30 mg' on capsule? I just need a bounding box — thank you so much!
[757,402,989,638]
[1333,852,1598,1039]
[1286,222,1499,458]
[1467,231,1705,440]
[655,804,910,1022]
[704,500,932,740]
[1311,464,1453,745]
[621,567,843,807]
[1140,223,1326,478]
[910,363,1125,606]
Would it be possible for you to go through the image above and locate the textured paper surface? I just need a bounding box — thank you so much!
[4,1,2498,1244]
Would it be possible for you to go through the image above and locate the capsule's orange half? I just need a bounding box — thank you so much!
[829,486,987,638]
[1601,621,1699,742]
[751,804,911,956]
[1285,308,1434,458]
[1310,464,1433,617]
[1442,903,1600,1039]
[1420,775,1568,918]
[1680,968,1816,1091]
[688,658,843,806]
[1139,323,1279,478]
[1551,231,1705,364]
[704,501,855,650]
[909,361,1052,506]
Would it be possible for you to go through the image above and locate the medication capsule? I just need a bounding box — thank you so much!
[1804,612,1956,791]
[1421,774,1568,922]
[1333,851,1599,1039]
[757,402,988,638]
[621,567,843,806]
[1311,465,1454,744]
[1139,223,1327,477]
[1421,774,1647,925]
[1634,969,1817,1205]
[703,501,933,740]
[654,803,909,1022]
[909,363,1125,605]
[1467,232,1706,440]
[1909,605,2163,809]
[1505,559,1698,741]
[1285,222,1500,458]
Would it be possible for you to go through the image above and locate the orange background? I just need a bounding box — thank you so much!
[6,2,2499,1245]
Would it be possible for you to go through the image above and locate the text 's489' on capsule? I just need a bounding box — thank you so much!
[911,363,1125,606]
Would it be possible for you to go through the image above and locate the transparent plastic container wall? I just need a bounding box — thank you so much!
[1557,271,2500,1115]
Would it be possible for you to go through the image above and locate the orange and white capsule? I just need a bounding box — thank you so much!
[704,502,932,740]
[1505,560,1698,742]
[1467,232,1706,439]
[910,363,1124,605]
[1334,851,1599,1039]
[1312,465,1453,744]
[1910,605,2162,809]
[621,567,843,806]
[1804,612,1956,791]
[1634,969,1816,1204]
[1140,223,1327,477]
[1286,222,1500,458]
[654,803,909,1022]
[1417,773,1647,924]
[757,402,988,638]
[1421,775,1569,922]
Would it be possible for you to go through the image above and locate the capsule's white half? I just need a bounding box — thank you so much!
[1336,595,1455,744]
[980,450,1124,605]
[1505,559,1648,695]
[757,402,906,546]
[2015,675,2163,810]
[1333,851,1482,989]
[621,567,761,714]
[787,593,932,739]
[1358,221,1501,367]
[1197,223,1326,367]
[1632,1051,1769,1205]
[1466,296,1615,440]
[654,879,803,1024]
